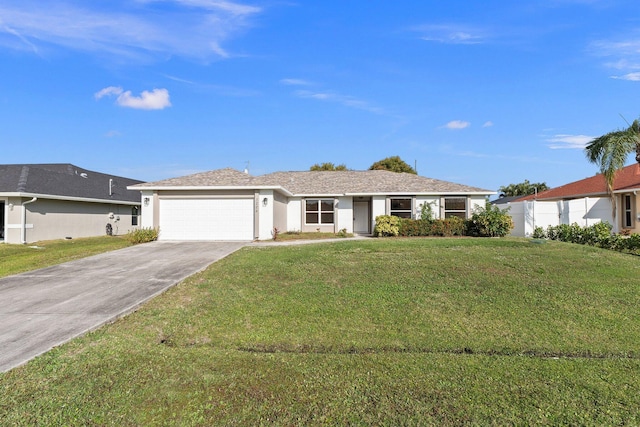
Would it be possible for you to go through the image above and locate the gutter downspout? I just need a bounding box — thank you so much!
[21,197,37,244]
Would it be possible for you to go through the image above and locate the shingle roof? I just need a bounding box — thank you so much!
[134,168,256,187]
[131,168,493,195]
[490,195,522,205]
[519,163,640,201]
[0,164,144,203]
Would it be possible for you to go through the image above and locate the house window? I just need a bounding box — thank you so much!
[132,206,139,226]
[623,194,633,228]
[444,197,467,219]
[390,198,413,218]
[305,199,334,224]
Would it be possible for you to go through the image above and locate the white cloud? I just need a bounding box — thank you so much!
[280,78,312,86]
[105,130,122,138]
[443,120,470,130]
[591,36,640,77]
[611,72,640,81]
[145,0,261,15]
[95,86,172,110]
[546,134,594,149]
[439,145,570,166]
[0,0,262,61]
[482,121,494,128]
[95,86,124,100]
[415,24,486,45]
[294,90,384,115]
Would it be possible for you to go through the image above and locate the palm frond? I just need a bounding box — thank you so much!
[584,119,640,221]
[585,127,636,191]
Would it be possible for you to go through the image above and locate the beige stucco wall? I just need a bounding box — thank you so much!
[273,191,288,234]
[286,198,302,232]
[3,197,139,244]
[617,192,640,233]
[416,196,440,219]
[337,196,353,233]
[257,190,274,240]
[469,196,488,213]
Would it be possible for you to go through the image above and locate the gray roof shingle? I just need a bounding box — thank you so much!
[132,168,492,195]
[0,164,143,203]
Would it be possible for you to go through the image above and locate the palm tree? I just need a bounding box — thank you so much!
[584,119,640,220]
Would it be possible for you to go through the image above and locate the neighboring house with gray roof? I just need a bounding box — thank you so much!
[129,168,494,241]
[1,164,143,244]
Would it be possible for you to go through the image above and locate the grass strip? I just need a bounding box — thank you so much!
[0,236,132,278]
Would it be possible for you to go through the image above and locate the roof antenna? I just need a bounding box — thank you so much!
[243,161,250,174]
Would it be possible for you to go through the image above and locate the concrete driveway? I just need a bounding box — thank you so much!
[0,241,246,372]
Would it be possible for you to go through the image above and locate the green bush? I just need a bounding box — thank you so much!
[532,226,546,239]
[466,203,513,237]
[124,227,159,244]
[443,216,467,236]
[582,222,613,246]
[541,222,640,255]
[374,215,400,237]
[396,217,467,237]
[419,202,436,222]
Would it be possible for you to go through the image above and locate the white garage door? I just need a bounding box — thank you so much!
[159,198,254,241]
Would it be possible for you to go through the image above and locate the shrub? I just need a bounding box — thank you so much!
[396,217,468,237]
[466,203,513,237]
[398,218,428,236]
[374,215,400,237]
[540,222,640,255]
[419,202,436,222]
[124,227,159,244]
[625,234,640,254]
[444,216,467,236]
[532,226,546,239]
[583,222,613,247]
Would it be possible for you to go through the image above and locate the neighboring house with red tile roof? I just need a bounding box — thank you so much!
[505,163,640,236]
[129,168,494,241]
[1,164,143,244]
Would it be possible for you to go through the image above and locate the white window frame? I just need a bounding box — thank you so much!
[131,206,139,226]
[443,197,467,219]
[305,199,335,225]
[623,194,633,228]
[390,198,413,218]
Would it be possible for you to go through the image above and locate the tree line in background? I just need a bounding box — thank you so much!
[310,156,417,174]
[498,180,549,197]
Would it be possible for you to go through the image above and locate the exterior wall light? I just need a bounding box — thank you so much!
[143,197,150,206]
[262,197,268,207]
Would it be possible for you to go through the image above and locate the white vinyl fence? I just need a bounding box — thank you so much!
[506,197,614,237]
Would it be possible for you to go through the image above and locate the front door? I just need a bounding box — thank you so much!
[353,201,370,234]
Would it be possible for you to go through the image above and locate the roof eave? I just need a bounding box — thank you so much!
[534,191,608,201]
[345,191,494,196]
[0,192,140,205]
[128,185,294,197]
[613,187,640,194]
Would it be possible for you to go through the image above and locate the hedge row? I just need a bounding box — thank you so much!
[374,203,514,238]
[532,223,640,254]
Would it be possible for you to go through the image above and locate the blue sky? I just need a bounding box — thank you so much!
[1,0,640,191]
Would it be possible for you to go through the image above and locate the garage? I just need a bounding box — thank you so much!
[158,197,255,241]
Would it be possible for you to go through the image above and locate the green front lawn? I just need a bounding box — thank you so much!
[1,238,639,425]
[0,236,132,278]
